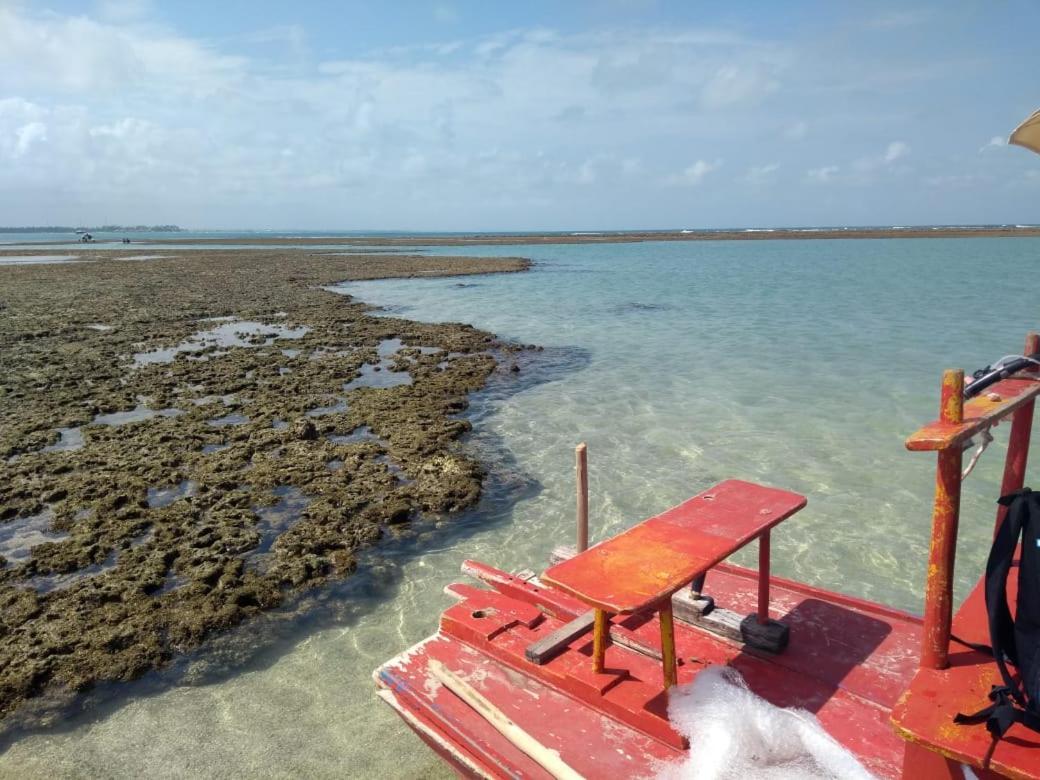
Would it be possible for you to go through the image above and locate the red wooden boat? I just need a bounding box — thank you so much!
[374,332,1040,779]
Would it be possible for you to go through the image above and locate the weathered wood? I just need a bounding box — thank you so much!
[740,614,790,653]
[542,480,806,614]
[380,556,927,778]
[672,590,745,642]
[554,543,744,643]
[443,583,468,601]
[659,601,677,688]
[575,443,588,552]
[609,627,662,661]
[551,544,577,566]
[428,660,585,780]
[592,609,609,673]
[906,376,1040,452]
[921,369,965,671]
[993,332,1040,536]
[757,530,771,623]
[525,611,596,664]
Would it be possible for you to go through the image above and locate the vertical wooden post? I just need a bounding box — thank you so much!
[757,530,771,624]
[921,369,964,670]
[659,601,677,688]
[576,443,589,552]
[592,608,608,673]
[994,332,1040,536]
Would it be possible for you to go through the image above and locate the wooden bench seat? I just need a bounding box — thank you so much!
[542,479,806,613]
[541,479,806,686]
[891,560,1040,777]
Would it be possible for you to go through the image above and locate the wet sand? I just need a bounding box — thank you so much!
[0,248,528,729]
[136,225,1040,247]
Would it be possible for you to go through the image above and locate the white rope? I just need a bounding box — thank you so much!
[962,427,994,479]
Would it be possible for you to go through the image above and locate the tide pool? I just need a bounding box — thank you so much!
[1,237,1037,778]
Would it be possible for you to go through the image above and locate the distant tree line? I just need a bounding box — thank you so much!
[0,225,183,233]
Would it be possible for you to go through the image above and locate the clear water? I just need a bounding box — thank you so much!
[2,237,1039,778]
[133,320,309,366]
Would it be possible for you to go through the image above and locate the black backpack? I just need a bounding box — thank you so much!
[954,488,1040,764]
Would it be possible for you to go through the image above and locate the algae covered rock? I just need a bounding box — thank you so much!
[0,247,529,727]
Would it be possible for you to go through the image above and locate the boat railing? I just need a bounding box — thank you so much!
[906,331,1040,670]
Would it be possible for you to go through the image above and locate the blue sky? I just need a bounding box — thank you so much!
[1,0,1038,230]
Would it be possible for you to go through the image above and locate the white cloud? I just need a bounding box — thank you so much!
[14,121,47,156]
[0,7,246,96]
[785,120,807,140]
[701,63,780,108]
[849,141,911,176]
[0,4,1021,229]
[980,135,1005,153]
[925,173,986,188]
[0,4,795,223]
[745,162,779,182]
[807,165,838,183]
[884,141,909,163]
[865,10,932,29]
[668,159,722,186]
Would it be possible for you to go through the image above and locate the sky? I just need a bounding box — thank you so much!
[1,0,1038,230]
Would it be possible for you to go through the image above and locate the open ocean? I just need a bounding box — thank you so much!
[2,236,1039,778]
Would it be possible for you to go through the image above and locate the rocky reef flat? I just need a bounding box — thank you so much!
[0,248,528,727]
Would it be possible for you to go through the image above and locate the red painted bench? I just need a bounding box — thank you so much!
[891,561,1040,777]
[542,479,807,686]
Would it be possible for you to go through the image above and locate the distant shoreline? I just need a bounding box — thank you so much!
[137,225,1040,246]
[0,225,182,233]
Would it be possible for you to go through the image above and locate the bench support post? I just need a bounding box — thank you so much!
[742,528,790,653]
[921,369,964,671]
[659,601,677,688]
[757,530,771,624]
[576,443,589,552]
[592,609,608,673]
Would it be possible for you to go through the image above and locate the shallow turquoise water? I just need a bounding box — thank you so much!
[2,237,1038,778]
[346,237,1040,609]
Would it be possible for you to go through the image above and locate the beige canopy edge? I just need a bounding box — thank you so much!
[1009,108,1040,155]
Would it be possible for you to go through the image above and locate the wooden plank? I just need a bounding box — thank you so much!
[464,562,666,663]
[554,544,744,643]
[428,660,584,780]
[525,611,596,664]
[672,590,744,642]
[906,376,1040,452]
[377,633,683,779]
[542,480,806,614]
[464,556,923,709]
[610,628,662,661]
[551,544,577,565]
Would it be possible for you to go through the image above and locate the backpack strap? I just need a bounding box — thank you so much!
[953,488,1040,763]
[987,488,1034,702]
[955,686,1040,768]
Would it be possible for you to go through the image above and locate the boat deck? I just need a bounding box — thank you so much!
[893,560,1040,778]
[376,561,922,778]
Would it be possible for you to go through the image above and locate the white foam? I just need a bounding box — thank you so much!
[0,255,79,265]
[659,666,875,780]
